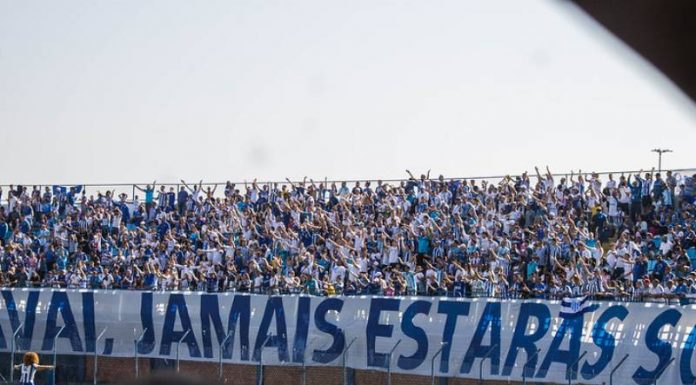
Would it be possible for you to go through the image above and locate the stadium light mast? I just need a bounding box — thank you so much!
[651,148,672,172]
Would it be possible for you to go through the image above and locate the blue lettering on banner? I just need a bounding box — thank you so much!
[292,296,311,363]
[397,300,431,370]
[5,289,696,384]
[159,294,201,358]
[139,292,155,354]
[82,292,96,353]
[502,303,550,377]
[581,305,628,380]
[253,296,289,362]
[366,298,400,368]
[227,295,251,361]
[536,315,583,379]
[42,291,83,352]
[2,290,39,351]
[437,300,471,373]
[633,309,681,385]
[312,298,345,363]
[460,302,501,375]
[200,294,226,359]
[680,321,696,385]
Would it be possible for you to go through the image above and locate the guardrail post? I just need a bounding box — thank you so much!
[301,346,307,385]
[609,353,629,385]
[521,348,541,385]
[479,344,498,385]
[176,330,191,373]
[653,357,675,385]
[10,322,24,383]
[219,331,233,380]
[386,339,402,385]
[430,342,448,385]
[257,335,272,385]
[52,325,66,385]
[342,337,357,385]
[134,328,148,379]
[567,350,587,385]
[93,327,108,385]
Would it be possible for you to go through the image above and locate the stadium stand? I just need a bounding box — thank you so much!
[1,168,695,304]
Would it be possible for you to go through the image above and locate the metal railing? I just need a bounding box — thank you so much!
[2,167,695,202]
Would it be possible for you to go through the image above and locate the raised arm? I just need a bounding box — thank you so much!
[545,166,554,184]
[180,180,194,193]
[534,166,544,183]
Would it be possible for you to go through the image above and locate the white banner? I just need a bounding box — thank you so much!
[0,289,695,385]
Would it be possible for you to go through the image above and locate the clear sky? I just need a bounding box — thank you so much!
[1,0,695,185]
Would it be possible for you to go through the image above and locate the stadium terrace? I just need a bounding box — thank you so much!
[1,168,696,303]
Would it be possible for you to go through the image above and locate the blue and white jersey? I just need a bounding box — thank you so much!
[19,363,37,385]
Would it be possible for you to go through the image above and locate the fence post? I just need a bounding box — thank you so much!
[257,335,272,385]
[10,323,23,383]
[343,337,357,385]
[94,327,108,385]
[219,331,233,380]
[567,350,587,385]
[431,342,449,385]
[301,347,307,385]
[386,339,402,385]
[609,353,629,385]
[134,328,148,379]
[521,348,541,385]
[653,357,675,385]
[52,325,66,385]
[176,330,191,373]
[479,344,498,385]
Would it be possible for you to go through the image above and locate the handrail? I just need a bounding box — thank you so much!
[10,323,24,383]
[2,167,695,190]
[134,327,149,379]
[479,344,499,385]
[521,348,542,385]
[219,330,234,379]
[175,329,191,373]
[609,354,630,385]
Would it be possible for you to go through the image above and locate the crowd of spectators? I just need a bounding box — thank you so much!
[1,167,696,303]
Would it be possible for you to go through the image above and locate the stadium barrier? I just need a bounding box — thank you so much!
[3,167,695,203]
[0,289,694,385]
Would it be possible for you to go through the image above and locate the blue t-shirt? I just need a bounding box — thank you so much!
[145,189,154,204]
[417,236,431,254]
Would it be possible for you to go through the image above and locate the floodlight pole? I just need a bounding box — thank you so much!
[652,148,673,172]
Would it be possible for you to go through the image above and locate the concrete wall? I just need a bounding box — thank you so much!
[81,356,584,385]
